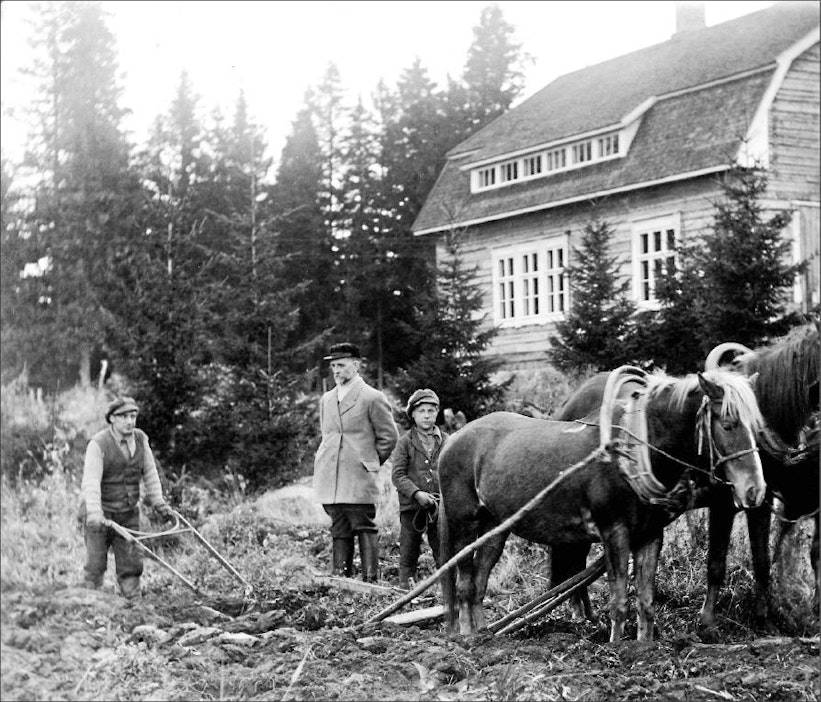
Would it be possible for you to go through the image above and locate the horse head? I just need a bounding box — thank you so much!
[696,370,766,509]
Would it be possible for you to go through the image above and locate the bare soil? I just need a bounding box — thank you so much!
[2,520,819,701]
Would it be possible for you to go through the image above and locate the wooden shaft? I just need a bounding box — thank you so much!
[173,511,254,592]
[488,556,606,633]
[492,558,606,636]
[104,518,203,596]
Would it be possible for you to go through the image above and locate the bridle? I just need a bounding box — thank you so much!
[696,395,759,486]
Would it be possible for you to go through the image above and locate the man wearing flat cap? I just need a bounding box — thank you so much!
[313,342,399,582]
[80,396,174,599]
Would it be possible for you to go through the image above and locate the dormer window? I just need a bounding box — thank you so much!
[471,129,624,193]
[572,141,593,164]
[478,167,496,188]
[546,148,566,172]
[523,155,542,176]
[599,134,619,156]
[501,161,519,183]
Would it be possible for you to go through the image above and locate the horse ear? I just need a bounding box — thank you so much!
[697,372,723,401]
[747,372,759,391]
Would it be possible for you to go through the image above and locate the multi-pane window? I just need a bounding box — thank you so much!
[634,217,678,304]
[523,154,542,177]
[498,256,515,319]
[545,245,566,314]
[493,239,569,324]
[478,167,496,188]
[546,147,566,172]
[598,134,619,157]
[522,252,540,317]
[501,161,519,183]
[572,141,593,164]
[471,130,623,192]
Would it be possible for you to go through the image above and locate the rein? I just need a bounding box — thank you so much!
[412,493,441,533]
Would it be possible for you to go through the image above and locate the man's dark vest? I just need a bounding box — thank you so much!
[91,428,146,513]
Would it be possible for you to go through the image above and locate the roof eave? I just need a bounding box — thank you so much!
[414,164,733,236]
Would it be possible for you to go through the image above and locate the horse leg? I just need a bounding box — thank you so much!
[634,534,663,641]
[438,500,460,634]
[551,543,594,621]
[455,555,477,635]
[701,495,736,628]
[603,524,630,642]
[469,531,509,631]
[812,519,820,614]
[448,512,484,635]
[439,499,480,635]
[746,503,772,627]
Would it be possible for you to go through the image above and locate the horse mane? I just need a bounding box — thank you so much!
[646,368,764,433]
[735,323,820,443]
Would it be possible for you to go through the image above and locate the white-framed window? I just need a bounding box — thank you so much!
[572,141,592,164]
[523,154,542,177]
[478,166,496,189]
[545,245,567,314]
[632,214,680,306]
[521,252,540,317]
[492,235,570,325]
[546,147,567,172]
[470,129,624,193]
[598,134,619,157]
[497,256,516,319]
[500,160,519,183]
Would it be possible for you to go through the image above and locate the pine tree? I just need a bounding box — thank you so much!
[390,229,507,421]
[548,218,638,373]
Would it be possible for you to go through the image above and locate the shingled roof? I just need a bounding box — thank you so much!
[413,2,820,235]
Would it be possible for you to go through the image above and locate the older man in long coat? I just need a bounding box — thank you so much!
[313,342,398,581]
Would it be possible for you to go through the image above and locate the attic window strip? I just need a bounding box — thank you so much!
[473,131,622,193]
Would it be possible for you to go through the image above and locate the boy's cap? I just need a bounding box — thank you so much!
[324,342,361,361]
[106,396,139,423]
[405,388,440,417]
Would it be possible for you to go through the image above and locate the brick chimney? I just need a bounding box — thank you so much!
[675,2,706,35]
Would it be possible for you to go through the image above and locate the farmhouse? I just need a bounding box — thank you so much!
[413,2,820,370]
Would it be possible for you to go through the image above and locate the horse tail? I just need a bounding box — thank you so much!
[438,495,458,632]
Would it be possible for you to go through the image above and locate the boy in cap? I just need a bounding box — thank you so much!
[80,396,174,599]
[313,342,399,582]
[390,388,449,589]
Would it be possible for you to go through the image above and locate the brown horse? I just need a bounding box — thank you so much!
[555,322,820,629]
[701,322,820,627]
[439,369,765,642]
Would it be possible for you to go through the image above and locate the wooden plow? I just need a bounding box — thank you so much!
[365,444,612,633]
[103,509,254,598]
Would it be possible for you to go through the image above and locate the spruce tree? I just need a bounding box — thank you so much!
[390,229,507,421]
[548,218,638,373]
[645,163,805,371]
[15,1,140,391]
[697,164,802,347]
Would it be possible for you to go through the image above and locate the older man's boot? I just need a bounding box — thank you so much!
[331,538,354,577]
[358,532,379,583]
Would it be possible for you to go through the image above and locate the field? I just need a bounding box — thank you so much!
[1,383,819,701]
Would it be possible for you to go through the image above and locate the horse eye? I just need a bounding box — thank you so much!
[720,420,737,432]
